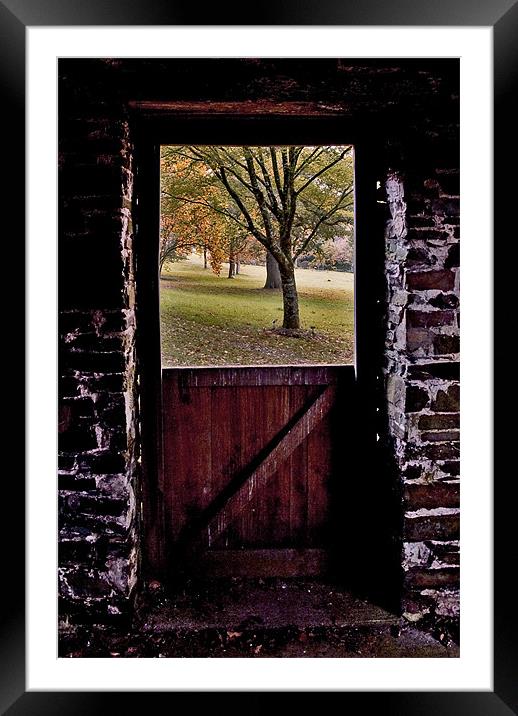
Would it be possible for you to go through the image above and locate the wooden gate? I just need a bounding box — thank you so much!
[161,365,353,578]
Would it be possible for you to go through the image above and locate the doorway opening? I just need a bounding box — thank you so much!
[133,113,394,637]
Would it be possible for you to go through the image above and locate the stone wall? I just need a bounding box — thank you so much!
[384,162,460,632]
[57,59,460,633]
[58,112,140,623]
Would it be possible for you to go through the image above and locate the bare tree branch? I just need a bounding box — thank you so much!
[294,186,354,258]
[295,147,352,196]
[269,148,284,202]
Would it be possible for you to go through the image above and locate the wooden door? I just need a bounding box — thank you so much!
[161,365,353,578]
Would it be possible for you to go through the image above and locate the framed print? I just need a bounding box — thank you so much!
[3,0,512,710]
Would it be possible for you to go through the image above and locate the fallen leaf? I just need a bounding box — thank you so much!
[226,631,242,640]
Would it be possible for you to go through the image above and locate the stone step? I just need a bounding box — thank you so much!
[138,577,398,632]
[59,578,459,658]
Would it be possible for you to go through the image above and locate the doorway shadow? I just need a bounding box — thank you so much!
[326,372,403,615]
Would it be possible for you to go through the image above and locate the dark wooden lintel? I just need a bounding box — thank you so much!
[128,100,346,117]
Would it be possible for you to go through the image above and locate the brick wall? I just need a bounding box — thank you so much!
[57,59,460,633]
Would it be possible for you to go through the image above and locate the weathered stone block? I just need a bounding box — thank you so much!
[426,540,460,565]
[431,197,460,220]
[58,454,77,471]
[420,588,460,617]
[66,333,125,353]
[421,430,460,442]
[404,510,459,540]
[59,540,97,565]
[387,374,405,407]
[407,310,455,328]
[405,385,430,412]
[61,396,95,419]
[404,481,460,509]
[407,246,436,269]
[62,350,126,374]
[432,384,460,412]
[404,567,459,588]
[407,328,432,353]
[402,464,423,481]
[64,493,129,519]
[88,373,126,393]
[445,242,460,268]
[417,442,460,460]
[407,228,449,243]
[433,334,460,355]
[418,413,459,430]
[95,394,127,428]
[58,405,97,453]
[86,451,127,475]
[59,565,129,600]
[429,293,459,309]
[438,460,460,476]
[407,362,459,381]
[59,474,97,492]
[407,270,455,291]
[402,541,432,569]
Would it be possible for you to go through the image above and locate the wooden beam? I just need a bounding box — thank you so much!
[175,385,336,551]
[128,100,345,116]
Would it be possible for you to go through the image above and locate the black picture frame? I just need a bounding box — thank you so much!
[6,0,511,711]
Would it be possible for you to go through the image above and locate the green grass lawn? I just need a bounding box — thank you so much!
[160,255,354,366]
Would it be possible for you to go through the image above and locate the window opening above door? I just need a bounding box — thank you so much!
[159,144,355,367]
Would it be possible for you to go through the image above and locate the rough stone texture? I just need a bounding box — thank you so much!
[383,106,460,631]
[58,59,460,640]
[59,105,140,623]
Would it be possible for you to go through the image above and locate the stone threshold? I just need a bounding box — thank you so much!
[59,578,459,658]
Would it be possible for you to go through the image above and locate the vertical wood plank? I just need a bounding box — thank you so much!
[209,385,241,547]
[235,386,262,546]
[162,378,212,541]
[264,385,291,545]
[307,408,332,546]
[289,386,310,544]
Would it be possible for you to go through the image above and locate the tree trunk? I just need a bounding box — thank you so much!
[280,263,301,329]
[236,256,241,274]
[263,251,282,289]
[203,246,208,269]
[228,256,236,278]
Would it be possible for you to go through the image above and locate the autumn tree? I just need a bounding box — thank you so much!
[159,214,192,272]
[160,153,228,274]
[162,145,354,329]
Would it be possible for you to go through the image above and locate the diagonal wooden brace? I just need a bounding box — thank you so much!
[175,384,336,552]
